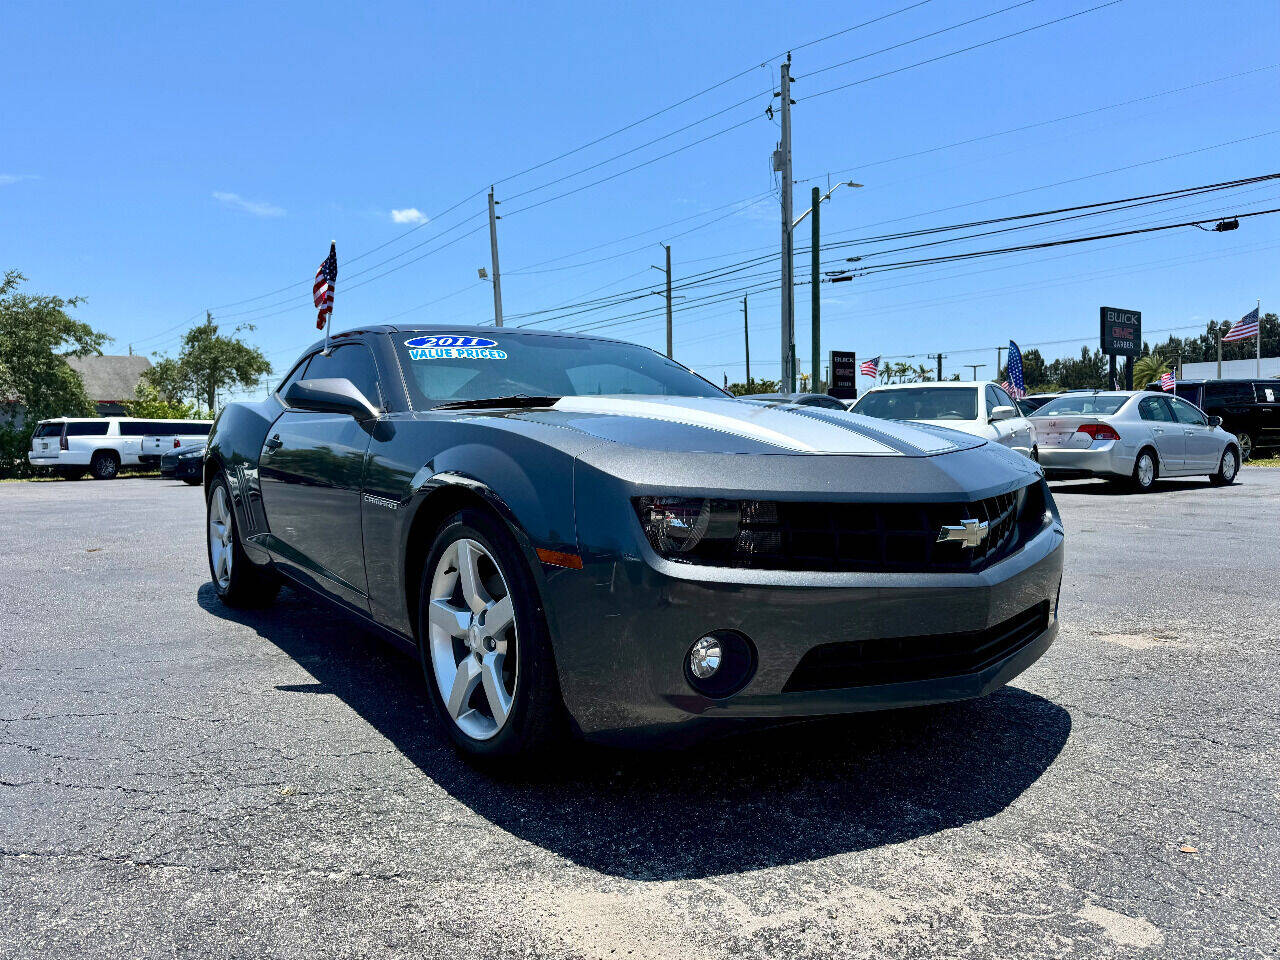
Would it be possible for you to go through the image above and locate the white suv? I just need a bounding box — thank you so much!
[28,417,213,480]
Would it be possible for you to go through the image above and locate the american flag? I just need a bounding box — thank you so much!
[1160,370,1175,392]
[1004,340,1026,398]
[860,355,880,378]
[1222,306,1260,343]
[313,242,337,330]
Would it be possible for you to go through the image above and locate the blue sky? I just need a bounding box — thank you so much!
[4,0,1278,394]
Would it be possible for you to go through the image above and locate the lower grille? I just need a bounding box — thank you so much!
[783,601,1050,693]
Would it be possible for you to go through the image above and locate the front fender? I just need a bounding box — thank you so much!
[360,420,583,640]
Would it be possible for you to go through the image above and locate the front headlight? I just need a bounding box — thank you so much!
[179,450,204,460]
[633,497,781,563]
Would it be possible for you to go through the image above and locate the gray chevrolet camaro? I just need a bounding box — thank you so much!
[204,325,1065,763]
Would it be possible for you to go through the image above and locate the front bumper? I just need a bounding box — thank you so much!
[543,517,1065,742]
[1038,439,1134,479]
[161,456,202,479]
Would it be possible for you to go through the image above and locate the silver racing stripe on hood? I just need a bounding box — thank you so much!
[549,396,974,456]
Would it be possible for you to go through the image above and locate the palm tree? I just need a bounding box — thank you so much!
[1132,354,1170,390]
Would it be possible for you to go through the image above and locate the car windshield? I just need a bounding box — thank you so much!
[1032,395,1128,417]
[854,387,977,421]
[393,332,726,406]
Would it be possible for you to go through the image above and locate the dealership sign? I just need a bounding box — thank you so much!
[828,350,859,399]
[1100,307,1141,357]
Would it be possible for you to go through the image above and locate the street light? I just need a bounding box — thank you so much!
[789,181,862,393]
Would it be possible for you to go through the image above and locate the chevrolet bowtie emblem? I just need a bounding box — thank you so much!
[937,518,989,548]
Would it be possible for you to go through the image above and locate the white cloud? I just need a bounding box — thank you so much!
[391,207,428,225]
[0,174,37,186]
[213,191,285,217]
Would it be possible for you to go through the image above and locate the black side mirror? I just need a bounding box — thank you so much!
[284,378,379,421]
[1209,415,1223,428]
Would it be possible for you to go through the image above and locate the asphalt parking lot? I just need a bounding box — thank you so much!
[1,472,1278,959]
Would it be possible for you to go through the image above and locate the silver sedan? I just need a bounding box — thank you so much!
[1031,391,1241,491]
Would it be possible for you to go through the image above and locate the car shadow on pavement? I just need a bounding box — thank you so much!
[199,582,1071,881]
[1048,478,1220,496]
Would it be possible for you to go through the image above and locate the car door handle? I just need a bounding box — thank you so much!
[1152,427,1164,434]
[265,434,283,451]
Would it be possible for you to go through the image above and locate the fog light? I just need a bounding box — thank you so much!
[688,636,723,679]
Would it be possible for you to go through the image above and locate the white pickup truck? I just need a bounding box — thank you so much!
[28,417,213,479]
[139,423,215,465]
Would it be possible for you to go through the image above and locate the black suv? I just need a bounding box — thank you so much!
[1145,379,1280,460]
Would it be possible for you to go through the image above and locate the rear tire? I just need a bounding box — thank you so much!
[90,451,119,480]
[416,508,566,766]
[206,475,280,607]
[1129,448,1158,493]
[1210,446,1239,486]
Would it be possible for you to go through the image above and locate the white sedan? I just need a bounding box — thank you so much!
[1030,391,1240,491]
[851,381,1038,460]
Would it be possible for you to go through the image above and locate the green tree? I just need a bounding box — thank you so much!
[125,381,207,420]
[1132,354,1170,390]
[140,355,194,405]
[726,378,781,396]
[0,270,109,477]
[162,312,271,411]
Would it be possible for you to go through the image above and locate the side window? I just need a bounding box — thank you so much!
[277,355,313,395]
[1170,398,1208,425]
[1138,397,1175,422]
[65,421,110,437]
[991,385,1015,410]
[301,344,384,410]
[985,385,1001,414]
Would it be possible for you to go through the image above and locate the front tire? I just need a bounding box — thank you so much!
[1130,448,1158,492]
[1210,446,1239,486]
[417,508,565,764]
[206,476,280,607]
[90,451,119,480]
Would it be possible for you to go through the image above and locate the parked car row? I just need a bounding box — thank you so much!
[27,417,211,479]
[844,382,1241,491]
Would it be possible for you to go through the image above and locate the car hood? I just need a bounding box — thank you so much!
[513,395,985,457]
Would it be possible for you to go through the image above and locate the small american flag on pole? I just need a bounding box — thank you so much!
[313,242,337,330]
[1222,306,1260,342]
[860,355,880,378]
[1160,370,1175,392]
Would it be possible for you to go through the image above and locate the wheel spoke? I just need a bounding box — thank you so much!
[429,599,470,638]
[479,652,512,727]
[446,656,482,720]
[484,595,514,637]
[456,541,489,614]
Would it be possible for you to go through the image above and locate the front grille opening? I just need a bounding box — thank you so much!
[783,601,1051,693]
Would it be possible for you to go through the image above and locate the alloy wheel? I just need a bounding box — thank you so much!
[1237,433,1253,462]
[208,485,234,590]
[427,538,518,741]
[1137,454,1155,488]
[1222,449,1238,483]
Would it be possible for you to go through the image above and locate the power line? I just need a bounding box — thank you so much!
[798,1,1127,103]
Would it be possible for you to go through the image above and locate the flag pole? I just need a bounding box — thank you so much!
[324,239,335,356]
[1258,297,1263,377]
